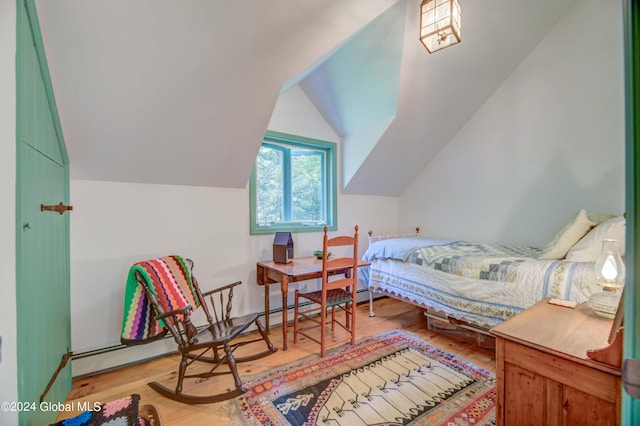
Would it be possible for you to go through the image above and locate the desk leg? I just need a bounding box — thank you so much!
[264,282,270,334]
[282,277,289,351]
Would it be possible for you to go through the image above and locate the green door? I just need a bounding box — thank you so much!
[16,1,71,425]
[623,0,640,424]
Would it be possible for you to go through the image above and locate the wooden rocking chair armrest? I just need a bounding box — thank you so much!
[154,306,193,321]
[201,281,242,297]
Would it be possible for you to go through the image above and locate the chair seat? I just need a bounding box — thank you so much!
[187,312,261,349]
[298,288,352,307]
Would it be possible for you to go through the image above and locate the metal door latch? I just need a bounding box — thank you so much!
[40,202,73,215]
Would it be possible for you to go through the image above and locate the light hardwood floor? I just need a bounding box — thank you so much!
[57,298,496,425]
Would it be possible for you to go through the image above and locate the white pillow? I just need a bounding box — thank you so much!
[565,216,626,262]
[587,212,616,225]
[538,209,594,260]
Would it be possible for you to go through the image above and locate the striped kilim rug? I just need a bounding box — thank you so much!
[231,329,495,425]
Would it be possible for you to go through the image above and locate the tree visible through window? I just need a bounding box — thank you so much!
[250,132,336,234]
[255,144,284,225]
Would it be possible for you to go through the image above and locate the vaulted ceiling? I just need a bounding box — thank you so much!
[34,0,578,196]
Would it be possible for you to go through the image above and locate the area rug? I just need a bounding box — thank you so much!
[231,329,495,425]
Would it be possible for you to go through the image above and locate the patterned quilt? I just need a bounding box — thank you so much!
[363,239,591,327]
[409,241,541,282]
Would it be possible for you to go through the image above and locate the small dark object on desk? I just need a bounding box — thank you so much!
[273,232,294,263]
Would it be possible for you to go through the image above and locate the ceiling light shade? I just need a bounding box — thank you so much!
[420,0,461,53]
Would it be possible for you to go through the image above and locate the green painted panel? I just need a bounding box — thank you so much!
[18,0,65,167]
[623,0,640,424]
[16,145,70,426]
[16,1,71,425]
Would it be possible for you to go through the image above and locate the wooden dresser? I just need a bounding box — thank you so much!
[491,298,621,425]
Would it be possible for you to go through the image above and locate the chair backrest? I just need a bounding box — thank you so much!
[135,256,199,314]
[131,255,204,345]
[122,255,201,345]
[321,225,359,291]
[131,255,244,348]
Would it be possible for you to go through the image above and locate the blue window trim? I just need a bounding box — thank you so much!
[250,131,337,235]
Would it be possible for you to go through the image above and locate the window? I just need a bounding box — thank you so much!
[250,131,337,234]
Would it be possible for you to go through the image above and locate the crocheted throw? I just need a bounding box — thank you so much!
[120,255,199,345]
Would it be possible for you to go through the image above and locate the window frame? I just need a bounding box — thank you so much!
[250,131,337,235]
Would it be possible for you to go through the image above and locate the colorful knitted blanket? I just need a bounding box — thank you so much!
[120,255,200,345]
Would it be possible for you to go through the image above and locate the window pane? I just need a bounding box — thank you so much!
[256,145,283,225]
[250,131,336,235]
[291,149,323,222]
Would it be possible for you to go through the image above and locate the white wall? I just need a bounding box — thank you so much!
[70,85,399,375]
[0,0,18,423]
[400,0,625,247]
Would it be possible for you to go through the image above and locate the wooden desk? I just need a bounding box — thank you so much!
[491,298,621,425]
[256,257,369,350]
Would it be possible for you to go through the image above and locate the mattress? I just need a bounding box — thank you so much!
[362,238,591,327]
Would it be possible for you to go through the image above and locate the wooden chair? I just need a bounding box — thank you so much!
[132,256,277,404]
[293,225,359,357]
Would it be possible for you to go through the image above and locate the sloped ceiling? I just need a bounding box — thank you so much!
[34,0,578,196]
[299,1,406,187]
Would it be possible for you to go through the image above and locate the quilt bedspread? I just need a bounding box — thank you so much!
[364,240,591,327]
[410,241,541,282]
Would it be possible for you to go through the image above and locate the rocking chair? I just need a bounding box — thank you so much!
[128,255,277,404]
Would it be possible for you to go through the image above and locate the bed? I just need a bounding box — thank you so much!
[362,212,626,345]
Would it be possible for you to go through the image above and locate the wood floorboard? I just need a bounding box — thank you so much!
[57,298,496,425]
